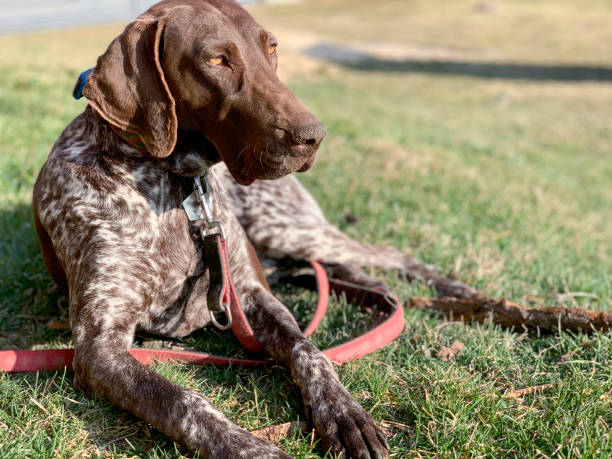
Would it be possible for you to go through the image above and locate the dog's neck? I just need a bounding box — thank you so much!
[84,105,221,177]
[157,130,221,177]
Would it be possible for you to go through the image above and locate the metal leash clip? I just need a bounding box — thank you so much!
[194,175,227,241]
[182,172,232,330]
[182,173,227,240]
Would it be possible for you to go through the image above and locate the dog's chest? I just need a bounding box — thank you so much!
[140,227,215,338]
[129,165,226,337]
[40,128,232,338]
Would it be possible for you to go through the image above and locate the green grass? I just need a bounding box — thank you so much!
[1,1,612,457]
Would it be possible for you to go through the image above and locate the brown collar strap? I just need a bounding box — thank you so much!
[109,124,148,154]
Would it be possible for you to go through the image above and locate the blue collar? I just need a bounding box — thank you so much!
[73,68,93,100]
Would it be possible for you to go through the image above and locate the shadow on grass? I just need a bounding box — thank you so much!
[0,201,69,349]
[304,43,612,82]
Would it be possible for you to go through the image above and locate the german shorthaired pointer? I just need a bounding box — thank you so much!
[33,0,476,456]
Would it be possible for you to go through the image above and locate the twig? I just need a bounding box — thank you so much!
[408,296,612,332]
[503,384,553,399]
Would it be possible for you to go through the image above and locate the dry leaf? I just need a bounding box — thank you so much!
[46,320,70,330]
[436,340,465,361]
[251,421,310,443]
[556,348,578,365]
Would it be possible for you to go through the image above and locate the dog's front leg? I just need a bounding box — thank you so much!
[244,288,389,458]
[69,276,290,458]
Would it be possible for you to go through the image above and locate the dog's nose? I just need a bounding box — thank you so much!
[291,122,327,146]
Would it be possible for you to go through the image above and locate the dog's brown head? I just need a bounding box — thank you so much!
[82,0,325,185]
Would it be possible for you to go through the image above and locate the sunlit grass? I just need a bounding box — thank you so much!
[1,1,611,457]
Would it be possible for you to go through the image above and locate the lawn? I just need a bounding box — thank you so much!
[1,0,611,457]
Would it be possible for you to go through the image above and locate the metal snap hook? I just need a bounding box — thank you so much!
[210,300,233,331]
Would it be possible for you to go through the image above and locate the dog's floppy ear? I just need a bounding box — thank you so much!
[83,17,177,158]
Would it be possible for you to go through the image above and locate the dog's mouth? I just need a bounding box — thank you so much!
[296,152,316,173]
[233,170,256,186]
[225,145,317,186]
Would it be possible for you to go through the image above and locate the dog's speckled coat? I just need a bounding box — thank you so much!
[33,0,476,457]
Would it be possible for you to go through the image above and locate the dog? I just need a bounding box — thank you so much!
[33,0,477,456]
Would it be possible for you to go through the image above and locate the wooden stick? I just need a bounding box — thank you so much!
[408,296,612,332]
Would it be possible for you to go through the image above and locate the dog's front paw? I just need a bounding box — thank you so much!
[309,387,388,458]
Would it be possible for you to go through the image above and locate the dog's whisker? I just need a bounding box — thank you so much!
[235,144,251,164]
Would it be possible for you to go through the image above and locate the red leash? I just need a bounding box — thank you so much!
[0,260,403,372]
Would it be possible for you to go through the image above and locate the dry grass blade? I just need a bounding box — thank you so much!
[29,397,51,416]
[503,384,554,400]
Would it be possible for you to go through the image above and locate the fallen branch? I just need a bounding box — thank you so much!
[408,296,612,332]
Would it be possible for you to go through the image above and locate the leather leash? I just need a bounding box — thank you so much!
[0,260,404,372]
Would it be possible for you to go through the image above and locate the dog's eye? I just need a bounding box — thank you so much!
[268,45,277,56]
[208,56,226,66]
